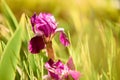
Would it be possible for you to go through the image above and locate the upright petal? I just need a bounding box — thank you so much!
[36,13,57,37]
[36,23,51,37]
[60,32,70,46]
[30,13,36,33]
[41,13,57,30]
[28,35,45,53]
[67,57,75,70]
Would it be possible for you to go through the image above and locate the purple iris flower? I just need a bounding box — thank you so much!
[44,57,80,80]
[28,13,70,53]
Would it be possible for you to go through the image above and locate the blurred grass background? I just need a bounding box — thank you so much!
[0,0,120,80]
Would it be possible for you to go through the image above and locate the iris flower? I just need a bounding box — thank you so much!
[44,57,80,80]
[28,13,70,54]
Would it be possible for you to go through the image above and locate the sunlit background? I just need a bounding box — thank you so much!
[0,0,120,80]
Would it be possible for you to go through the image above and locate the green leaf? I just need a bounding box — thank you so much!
[1,0,19,32]
[0,25,23,80]
[0,41,6,58]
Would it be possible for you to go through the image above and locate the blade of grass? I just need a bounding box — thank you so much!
[0,24,23,80]
[1,0,19,32]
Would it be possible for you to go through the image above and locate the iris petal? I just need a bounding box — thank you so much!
[30,13,36,33]
[69,70,80,80]
[36,13,57,37]
[28,35,45,53]
[67,57,75,70]
[60,32,70,46]
[48,72,59,80]
[45,59,54,68]
[45,59,80,80]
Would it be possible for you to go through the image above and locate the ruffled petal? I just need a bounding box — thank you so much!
[28,35,45,53]
[45,59,81,80]
[36,23,51,37]
[60,32,70,46]
[45,59,64,80]
[69,70,80,80]
[55,60,64,69]
[35,13,57,37]
[40,13,57,30]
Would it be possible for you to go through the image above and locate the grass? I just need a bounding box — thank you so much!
[0,0,120,80]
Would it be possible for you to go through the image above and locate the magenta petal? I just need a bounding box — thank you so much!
[28,35,45,53]
[30,13,36,33]
[48,72,59,80]
[36,23,51,37]
[35,13,57,37]
[45,59,65,80]
[60,32,70,46]
[45,59,59,79]
[69,70,80,80]
[40,13,57,30]
[45,59,54,69]
[67,57,75,70]
[45,59,81,80]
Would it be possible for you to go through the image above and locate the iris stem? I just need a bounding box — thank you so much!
[46,41,55,60]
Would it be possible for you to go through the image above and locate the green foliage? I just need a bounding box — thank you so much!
[0,21,23,80]
[1,0,19,33]
[0,1,23,80]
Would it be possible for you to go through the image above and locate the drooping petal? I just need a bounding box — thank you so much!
[60,32,70,46]
[69,70,80,80]
[30,13,36,33]
[67,57,75,70]
[28,35,45,53]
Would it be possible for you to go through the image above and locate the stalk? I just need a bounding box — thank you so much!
[46,41,55,60]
